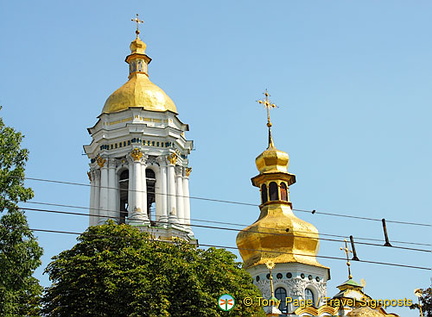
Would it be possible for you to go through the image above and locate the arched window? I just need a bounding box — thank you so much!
[146,169,156,222]
[269,182,279,201]
[305,288,315,306]
[119,170,129,224]
[261,184,268,204]
[280,182,288,201]
[275,287,287,313]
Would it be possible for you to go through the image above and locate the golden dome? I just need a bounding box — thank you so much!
[236,204,327,269]
[255,144,289,174]
[102,73,177,114]
[101,37,178,114]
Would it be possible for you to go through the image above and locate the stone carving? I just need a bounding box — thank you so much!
[130,148,143,161]
[256,280,271,299]
[108,158,118,168]
[147,155,158,166]
[175,166,183,175]
[286,278,307,296]
[167,153,177,165]
[96,156,106,168]
[87,171,92,182]
[185,167,192,177]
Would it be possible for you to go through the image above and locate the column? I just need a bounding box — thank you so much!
[167,153,177,224]
[128,149,149,224]
[156,157,168,224]
[94,169,101,224]
[108,159,117,222]
[140,159,148,221]
[127,155,135,220]
[98,156,109,224]
[88,169,96,226]
[183,167,192,230]
[175,166,184,226]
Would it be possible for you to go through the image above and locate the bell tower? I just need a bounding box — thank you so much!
[84,16,195,242]
[236,91,330,314]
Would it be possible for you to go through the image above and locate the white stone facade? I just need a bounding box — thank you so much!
[84,107,194,241]
[248,262,329,315]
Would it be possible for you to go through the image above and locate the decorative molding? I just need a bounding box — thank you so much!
[286,278,307,296]
[185,167,192,177]
[130,148,143,161]
[96,156,106,168]
[147,155,158,166]
[108,158,117,168]
[167,153,177,165]
[256,280,271,299]
[175,166,183,175]
[87,171,92,182]
[157,156,167,166]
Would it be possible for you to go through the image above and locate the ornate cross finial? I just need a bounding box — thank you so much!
[257,90,278,148]
[340,239,353,279]
[265,260,276,298]
[131,14,144,39]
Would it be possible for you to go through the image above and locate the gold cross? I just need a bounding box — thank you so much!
[257,90,278,148]
[131,14,144,38]
[340,239,353,279]
[257,89,277,128]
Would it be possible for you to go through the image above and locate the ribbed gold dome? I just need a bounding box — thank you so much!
[236,204,326,269]
[255,145,289,174]
[101,36,178,114]
[102,73,177,114]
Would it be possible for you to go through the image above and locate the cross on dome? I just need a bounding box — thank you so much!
[340,239,354,279]
[257,90,278,148]
[131,13,144,38]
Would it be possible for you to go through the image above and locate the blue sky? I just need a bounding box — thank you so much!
[0,1,431,316]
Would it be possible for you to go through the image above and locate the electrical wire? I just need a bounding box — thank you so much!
[23,200,432,248]
[24,176,431,228]
[21,206,432,253]
[28,227,432,271]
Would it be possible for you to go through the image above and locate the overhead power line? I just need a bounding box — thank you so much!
[23,200,432,248]
[24,176,431,228]
[28,227,432,272]
[21,206,432,254]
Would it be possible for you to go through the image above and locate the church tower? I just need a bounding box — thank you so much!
[84,16,195,242]
[236,91,330,314]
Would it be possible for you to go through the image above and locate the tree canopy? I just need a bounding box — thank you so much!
[42,222,266,317]
[0,109,43,316]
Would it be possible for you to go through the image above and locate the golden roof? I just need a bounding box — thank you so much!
[102,37,178,114]
[237,143,325,270]
[255,144,290,174]
[237,204,327,269]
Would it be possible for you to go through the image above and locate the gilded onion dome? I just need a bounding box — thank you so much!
[236,91,327,270]
[102,35,177,114]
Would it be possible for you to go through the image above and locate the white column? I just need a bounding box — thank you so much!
[167,153,177,224]
[175,166,184,226]
[127,155,135,220]
[183,167,192,230]
[128,149,149,223]
[141,160,148,221]
[108,159,117,222]
[88,169,96,226]
[94,169,101,224]
[98,157,109,224]
[157,157,168,224]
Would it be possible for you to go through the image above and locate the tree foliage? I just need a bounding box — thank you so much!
[0,109,43,316]
[410,287,432,317]
[42,222,266,317]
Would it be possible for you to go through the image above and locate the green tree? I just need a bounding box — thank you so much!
[0,109,43,316]
[410,286,432,317]
[42,222,266,317]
